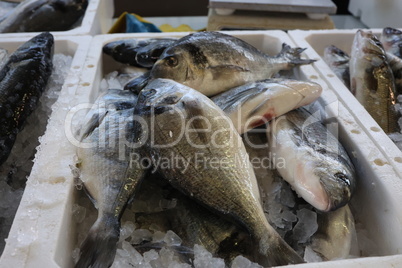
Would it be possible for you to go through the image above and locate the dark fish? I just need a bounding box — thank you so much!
[124,71,151,93]
[135,78,304,267]
[103,38,177,68]
[74,89,147,268]
[0,32,53,166]
[0,0,88,33]
[323,45,351,89]
[381,27,402,58]
[149,31,316,96]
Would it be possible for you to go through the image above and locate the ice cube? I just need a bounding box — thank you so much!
[163,230,182,246]
[231,255,263,268]
[292,208,318,244]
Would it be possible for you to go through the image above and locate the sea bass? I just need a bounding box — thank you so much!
[135,78,304,267]
[323,45,351,89]
[0,32,53,166]
[212,79,322,134]
[148,31,315,96]
[0,0,88,33]
[386,52,402,95]
[74,89,146,268]
[103,38,177,68]
[267,108,356,212]
[380,27,402,58]
[350,30,398,133]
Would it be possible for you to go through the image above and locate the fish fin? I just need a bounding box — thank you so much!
[182,99,210,145]
[208,65,250,80]
[78,111,108,141]
[124,71,151,94]
[75,215,120,268]
[275,43,316,67]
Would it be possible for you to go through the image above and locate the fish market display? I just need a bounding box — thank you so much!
[135,78,304,266]
[212,78,322,134]
[0,0,88,33]
[267,108,356,212]
[74,89,147,268]
[0,32,53,166]
[103,38,177,68]
[350,30,398,133]
[120,32,314,96]
[380,27,402,58]
[323,45,350,88]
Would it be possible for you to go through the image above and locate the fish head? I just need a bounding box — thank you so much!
[353,30,385,61]
[323,45,350,64]
[381,27,402,49]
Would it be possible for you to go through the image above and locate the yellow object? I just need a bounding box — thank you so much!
[159,24,195,32]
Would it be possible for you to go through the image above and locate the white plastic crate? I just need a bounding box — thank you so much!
[2,30,402,267]
[0,35,92,268]
[0,0,114,37]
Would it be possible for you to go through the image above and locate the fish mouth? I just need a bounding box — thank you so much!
[319,173,352,211]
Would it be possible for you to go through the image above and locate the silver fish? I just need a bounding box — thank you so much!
[0,48,8,69]
[350,29,398,133]
[267,108,356,212]
[149,31,315,96]
[212,79,322,134]
[380,27,402,58]
[0,0,88,33]
[309,205,356,261]
[0,32,53,166]
[74,89,146,268]
[386,52,402,95]
[323,45,351,89]
[135,78,304,267]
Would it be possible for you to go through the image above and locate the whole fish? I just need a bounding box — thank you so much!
[380,27,402,58]
[103,38,177,68]
[212,79,322,134]
[309,205,356,261]
[0,32,53,166]
[74,89,146,268]
[0,0,88,33]
[323,45,351,89]
[135,78,304,267]
[267,108,356,212]
[148,31,315,96]
[386,52,402,95]
[350,30,398,133]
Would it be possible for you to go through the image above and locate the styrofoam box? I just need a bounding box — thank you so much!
[3,30,402,267]
[288,29,402,179]
[0,35,92,267]
[0,0,114,37]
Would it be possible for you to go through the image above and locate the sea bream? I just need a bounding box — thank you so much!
[267,108,356,212]
[74,89,147,268]
[323,45,351,89]
[0,32,53,166]
[212,78,322,134]
[380,27,402,58]
[350,30,398,133]
[0,0,88,33]
[146,31,315,96]
[135,78,304,267]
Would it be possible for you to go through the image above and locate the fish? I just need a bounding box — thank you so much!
[103,38,177,68]
[0,0,88,33]
[148,31,315,96]
[380,27,402,58]
[386,52,402,95]
[309,205,356,261]
[0,48,8,69]
[74,89,147,268]
[267,107,356,212]
[124,71,151,93]
[0,32,53,166]
[323,45,351,89]
[135,78,304,267]
[211,79,322,134]
[350,29,398,133]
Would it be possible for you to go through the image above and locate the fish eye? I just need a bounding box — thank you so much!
[165,56,178,67]
[334,173,350,186]
[142,88,157,97]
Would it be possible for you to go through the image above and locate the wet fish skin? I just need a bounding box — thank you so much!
[0,0,88,33]
[124,71,151,94]
[267,108,356,212]
[136,78,304,266]
[386,52,402,95]
[310,205,356,261]
[75,89,146,268]
[212,78,322,134]
[0,32,53,166]
[150,31,315,96]
[350,30,398,133]
[135,38,178,68]
[380,27,402,58]
[323,45,351,89]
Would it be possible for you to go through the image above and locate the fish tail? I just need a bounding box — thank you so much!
[75,215,120,268]
[276,43,316,67]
